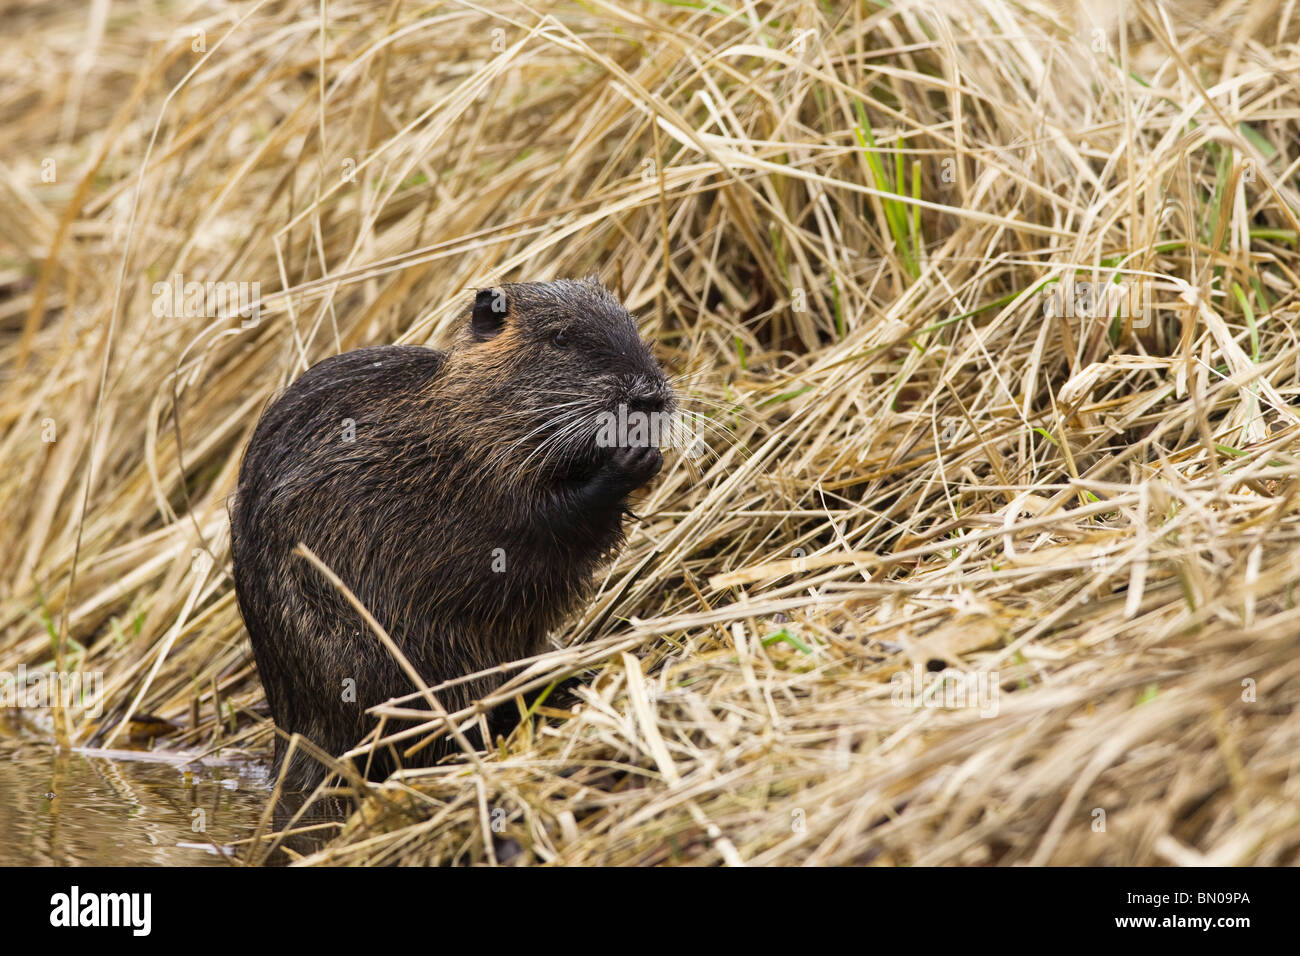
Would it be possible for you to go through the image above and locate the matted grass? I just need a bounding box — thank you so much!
[3,0,1300,865]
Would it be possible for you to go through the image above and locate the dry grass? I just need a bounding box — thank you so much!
[4,0,1300,865]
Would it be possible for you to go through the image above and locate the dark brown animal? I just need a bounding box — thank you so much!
[230,278,673,790]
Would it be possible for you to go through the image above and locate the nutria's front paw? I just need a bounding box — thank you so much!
[605,443,663,493]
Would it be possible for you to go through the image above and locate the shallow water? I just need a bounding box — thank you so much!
[0,739,274,866]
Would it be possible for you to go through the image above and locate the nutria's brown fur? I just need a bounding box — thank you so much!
[230,278,673,790]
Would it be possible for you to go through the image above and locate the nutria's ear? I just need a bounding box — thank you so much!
[471,288,508,340]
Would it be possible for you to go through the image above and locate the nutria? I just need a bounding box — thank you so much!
[230,278,674,790]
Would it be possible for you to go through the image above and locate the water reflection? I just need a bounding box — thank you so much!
[0,739,273,866]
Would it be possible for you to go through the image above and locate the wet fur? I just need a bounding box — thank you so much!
[230,279,673,790]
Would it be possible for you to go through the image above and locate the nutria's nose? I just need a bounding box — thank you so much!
[628,388,665,415]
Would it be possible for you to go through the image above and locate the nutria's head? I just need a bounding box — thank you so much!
[444,277,676,482]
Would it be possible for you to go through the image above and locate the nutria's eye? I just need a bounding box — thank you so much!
[551,328,571,349]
